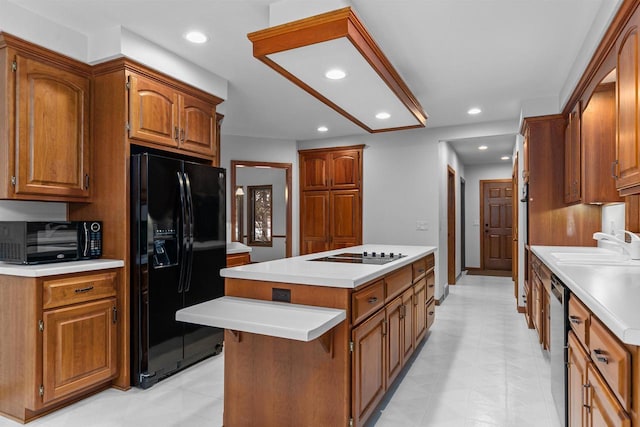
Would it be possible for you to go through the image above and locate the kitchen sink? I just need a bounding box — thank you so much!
[551,251,640,266]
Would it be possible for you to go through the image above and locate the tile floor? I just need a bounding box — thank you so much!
[0,273,561,427]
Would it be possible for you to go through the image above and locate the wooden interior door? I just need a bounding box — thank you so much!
[447,167,456,285]
[481,180,513,271]
[512,153,519,293]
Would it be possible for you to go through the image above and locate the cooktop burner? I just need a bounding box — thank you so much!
[310,251,406,265]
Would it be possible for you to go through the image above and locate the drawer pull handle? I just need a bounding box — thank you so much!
[428,311,435,315]
[368,297,378,304]
[569,316,582,324]
[74,285,94,294]
[418,268,425,273]
[593,349,608,364]
[428,284,434,288]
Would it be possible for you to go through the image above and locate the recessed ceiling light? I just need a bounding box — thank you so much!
[317,126,328,132]
[325,69,347,80]
[478,145,488,150]
[376,112,391,120]
[185,31,208,44]
[468,107,482,115]
[501,155,510,160]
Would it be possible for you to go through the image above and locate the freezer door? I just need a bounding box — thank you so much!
[181,161,226,360]
[131,154,185,386]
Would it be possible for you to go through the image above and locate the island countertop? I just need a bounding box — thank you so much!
[220,244,436,288]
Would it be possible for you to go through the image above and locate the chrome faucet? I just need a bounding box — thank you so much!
[593,230,640,260]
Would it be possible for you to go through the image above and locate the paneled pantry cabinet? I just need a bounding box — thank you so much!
[0,33,92,202]
[0,267,122,423]
[299,146,363,255]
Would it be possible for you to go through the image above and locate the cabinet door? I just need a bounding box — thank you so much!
[128,73,179,148]
[386,296,403,386]
[42,298,117,404]
[352,309,386,427]
[300,152,329,190]
[568,332,588,427]
[401,287,414,364]
[564,104,581,203]
[14,55,90,199]
[587,364,630,427]
[616,23,640,193]
[330,149,360,189]
[300,191,330,255]
[180,94,216,157]
[413,278,427,345]
[330,190,361,250]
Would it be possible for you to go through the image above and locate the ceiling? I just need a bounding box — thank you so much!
[7,0,617,164]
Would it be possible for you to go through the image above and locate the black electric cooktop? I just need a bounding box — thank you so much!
[310,251,406,265]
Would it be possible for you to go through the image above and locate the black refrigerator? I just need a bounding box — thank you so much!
[130,153,226,388]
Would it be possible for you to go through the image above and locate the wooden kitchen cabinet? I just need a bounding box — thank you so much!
[226,252,251,267]
[352,309,386,427]
[0,268,120,423]
[300,146,363,254]
[413,277,427,344]
[128,72,218,158]
[615,9,640,196]
[530,253,550,350]
[564,102,581,203]
[0,33,92,202]
[567,293,634,427]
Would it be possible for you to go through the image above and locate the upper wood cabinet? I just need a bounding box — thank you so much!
[128,72,218,158]
[300,147,361,191]
[564,103,581,204]
[299,145,363,255]
[616,11,640,196]
[565,81,621,205]
[0,33,92,202]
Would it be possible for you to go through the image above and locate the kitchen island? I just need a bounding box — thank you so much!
[177,244,436,427]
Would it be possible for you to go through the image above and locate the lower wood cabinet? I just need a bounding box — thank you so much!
[0,269,120,422]
[352,309,386,426]
[226,251,251,267]
[351,254,435,427]
[567,297,632,427]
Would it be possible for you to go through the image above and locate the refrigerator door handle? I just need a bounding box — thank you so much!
[176,171,189,293]
[183,171,195,292]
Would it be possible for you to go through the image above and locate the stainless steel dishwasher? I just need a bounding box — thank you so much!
[550,274,569,426]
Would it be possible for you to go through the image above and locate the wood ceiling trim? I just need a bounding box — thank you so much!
[247,7,427,133]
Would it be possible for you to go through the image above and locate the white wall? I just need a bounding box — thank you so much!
[0,201,66,221]
[299,119,518,301]
[220,134,299,256]
[462,163,513,268]
[236,167,287,262]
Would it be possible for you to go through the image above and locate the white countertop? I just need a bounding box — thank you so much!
[176,296,346,341]
[0,259,125,277]
[220,244,436,288]
[532,245,640,345]
[226,242,252,255]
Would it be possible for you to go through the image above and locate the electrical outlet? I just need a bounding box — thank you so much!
[416,221,429,231]
[272,288,291,303]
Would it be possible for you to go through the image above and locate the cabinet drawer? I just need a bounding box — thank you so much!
[227,252,251,267]
[426,271,435,302]
[589,316,631,411]
[568,295,590,349]
[412,258,427,282]
[385,266,412,303]
[426,299,435,331]
[43,271,117,309]
[425,253,434,271]
[352,280,384,325]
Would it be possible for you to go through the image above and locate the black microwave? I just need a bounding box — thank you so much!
[0,221,102,264]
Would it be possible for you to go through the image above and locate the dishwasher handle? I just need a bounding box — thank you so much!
[551,275,564,303]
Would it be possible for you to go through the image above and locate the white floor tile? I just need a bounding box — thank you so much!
[0,273,561,427]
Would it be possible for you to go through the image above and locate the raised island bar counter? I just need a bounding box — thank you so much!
[178,244,436,427]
